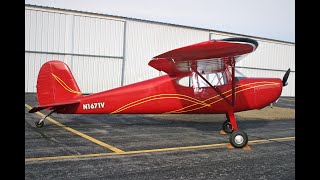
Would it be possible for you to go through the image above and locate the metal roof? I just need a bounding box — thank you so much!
[25,4,295,45]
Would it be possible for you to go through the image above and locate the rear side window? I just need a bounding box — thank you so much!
[176,72,227,88]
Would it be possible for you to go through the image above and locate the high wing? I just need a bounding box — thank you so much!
[149,37,258,107]
[148,38,258,75]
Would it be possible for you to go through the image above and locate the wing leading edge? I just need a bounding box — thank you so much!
[148,37,258,75]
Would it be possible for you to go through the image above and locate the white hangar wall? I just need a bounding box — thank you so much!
[25,7,125,93]
[25,5,295,96]
[124,21,209,85]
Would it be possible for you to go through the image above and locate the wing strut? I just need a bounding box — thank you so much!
[231,58,236,107]
[190,66,233,106]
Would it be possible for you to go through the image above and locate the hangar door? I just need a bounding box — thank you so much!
[25,8,125,94]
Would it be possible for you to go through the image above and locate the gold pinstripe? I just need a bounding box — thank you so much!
[169,82,279,113]
[51,73,81,94]
[173,83,280,113]
[111,94,210,114]
[111,81,280,114]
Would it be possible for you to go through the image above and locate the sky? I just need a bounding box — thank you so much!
[25,0,295,43]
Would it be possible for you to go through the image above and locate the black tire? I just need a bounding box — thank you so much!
[222,120,233,133]
[229,130,248,148]
[35,121,44,128]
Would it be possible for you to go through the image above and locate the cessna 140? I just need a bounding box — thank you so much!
[29,37,290,148]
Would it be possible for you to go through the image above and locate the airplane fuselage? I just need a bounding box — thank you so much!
[56,74,282,114]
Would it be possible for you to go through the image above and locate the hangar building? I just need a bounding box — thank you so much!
[25,4,295,96]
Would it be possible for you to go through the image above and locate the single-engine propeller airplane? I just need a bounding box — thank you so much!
[29,37,290,148]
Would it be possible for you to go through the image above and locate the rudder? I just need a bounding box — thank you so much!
[36,60,83,106]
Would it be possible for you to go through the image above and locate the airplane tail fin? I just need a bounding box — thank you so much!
[33,60,83,110]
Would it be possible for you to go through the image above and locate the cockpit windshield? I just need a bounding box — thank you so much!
[235,68,247,80]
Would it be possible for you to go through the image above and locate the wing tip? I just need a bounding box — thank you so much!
[220,37,259,49]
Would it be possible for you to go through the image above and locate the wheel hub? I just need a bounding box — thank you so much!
[227,123,233,130]
[234,135,244,144]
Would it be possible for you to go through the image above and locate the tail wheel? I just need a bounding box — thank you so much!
[35,121,44,128]
[222,120,233,133]
[229,130,248,148]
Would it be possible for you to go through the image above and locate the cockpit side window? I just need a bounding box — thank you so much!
[191,71,227,88]
[176,68,247,88]
[176,71,227,88]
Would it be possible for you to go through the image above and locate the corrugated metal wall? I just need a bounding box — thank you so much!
[124,21,209,85]
[25,7,125,93]
[72,15,124,57]
[25,5,295,96]
[25,53,71,93]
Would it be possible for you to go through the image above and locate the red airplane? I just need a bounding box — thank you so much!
[29,37,290,148]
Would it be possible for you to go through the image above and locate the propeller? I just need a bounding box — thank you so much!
[282,68,291,86]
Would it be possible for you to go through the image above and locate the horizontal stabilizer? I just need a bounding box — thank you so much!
[29,100,80,113]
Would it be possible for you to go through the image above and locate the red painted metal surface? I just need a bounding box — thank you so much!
[44,67,282,115]
[36,60,83,106]
[154,40,255,61]
[148,39,257,75]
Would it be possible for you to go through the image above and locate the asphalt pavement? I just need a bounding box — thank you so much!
[25,93,295,179]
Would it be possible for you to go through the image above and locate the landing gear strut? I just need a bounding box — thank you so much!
[190,64,249,148]
[224,111,248,148]
[35,110,55,128]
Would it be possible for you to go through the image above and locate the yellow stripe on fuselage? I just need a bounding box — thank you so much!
[111,94,210,114]
[169,82,279,113]
[111,81,279,114]
[51,73,81,94]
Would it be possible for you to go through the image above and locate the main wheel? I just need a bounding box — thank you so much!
[35,121,44,128]
[222,120,233,133]
[229,130,248,148]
